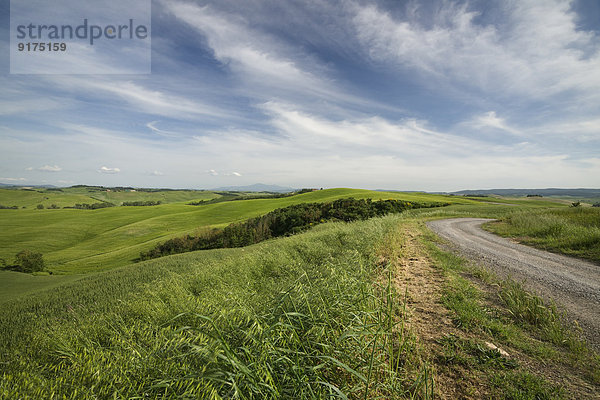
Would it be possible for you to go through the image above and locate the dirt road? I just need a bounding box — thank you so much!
[427,218,600,350]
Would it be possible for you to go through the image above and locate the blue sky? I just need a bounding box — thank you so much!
[1,0,599,191]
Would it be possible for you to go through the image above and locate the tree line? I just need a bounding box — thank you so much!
[122,200,162,206]
[65,203,115,210]
[140,198,448,261]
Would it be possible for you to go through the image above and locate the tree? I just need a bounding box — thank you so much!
[15,250,45,273]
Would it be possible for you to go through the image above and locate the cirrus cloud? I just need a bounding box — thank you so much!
[98,166,121,174]
[38,165,62,172]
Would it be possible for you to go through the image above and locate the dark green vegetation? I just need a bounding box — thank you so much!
[141,198,446,260]
[122,200,162,206]
[486,207,600,263]
[68,202,115,209]
[4,250,46,273]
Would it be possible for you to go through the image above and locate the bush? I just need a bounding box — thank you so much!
[121,201,162,206]
[141,197,448,260]
[571,201,581,207]
[66,202,114,210]
[15,250,45,273]
[36,204,44,209]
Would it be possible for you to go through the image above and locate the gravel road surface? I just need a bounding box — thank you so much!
[427,218,600,350]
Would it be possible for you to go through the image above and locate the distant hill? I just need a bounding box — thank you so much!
[0,183,57,188]
[212,183,296,193]
[450,188,600,198]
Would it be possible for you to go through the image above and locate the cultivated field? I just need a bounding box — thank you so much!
[1,187,598,399]
[0,188,466,275]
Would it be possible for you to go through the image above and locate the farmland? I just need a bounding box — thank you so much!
[1,187,598,399]
[0,187,466,275]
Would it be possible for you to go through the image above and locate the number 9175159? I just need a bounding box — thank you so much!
[17,42,67,52]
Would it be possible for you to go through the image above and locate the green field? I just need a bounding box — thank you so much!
[0,270,82,303]
[1,195,596,399]
[485,206,600,263]
[0,186,222,209]
[0,188,469,275]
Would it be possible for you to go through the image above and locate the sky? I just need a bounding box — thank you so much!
[1,0,599,191]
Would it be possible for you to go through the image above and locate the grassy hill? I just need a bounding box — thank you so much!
[0,188,468,275]
[1,204,596,399]
[0,186,222,208]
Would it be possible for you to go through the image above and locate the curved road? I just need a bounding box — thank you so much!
[427,218,600,350]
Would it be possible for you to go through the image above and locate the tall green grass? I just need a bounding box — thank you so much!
[486,207,600,262]
[0,216,433,399]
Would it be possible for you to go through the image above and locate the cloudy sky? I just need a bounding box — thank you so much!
[1,0,599,191]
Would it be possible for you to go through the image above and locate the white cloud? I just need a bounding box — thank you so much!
[352,1,600,101]
[187,103,600,190]
[98,166,121,174]
[165,2,313,83]
[0,177,26,182]
[161,0,380,111]
[205,169,242,177]
[146,121,179,137]
[0,98,62,116]
[462,111,520,135]
[85,79,227,120]
[149,170,164,176]
[43,75,232,121]
[38,165,62,172]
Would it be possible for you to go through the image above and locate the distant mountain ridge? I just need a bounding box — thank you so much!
[211,183,296,193]
[450,188,600,197]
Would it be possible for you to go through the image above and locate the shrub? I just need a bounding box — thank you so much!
[571,201,581,208]
[140,197,448,260]
[121,201,162,206]
[67,202,114,210]
[36,204,44,209]
[15,250,45,273]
